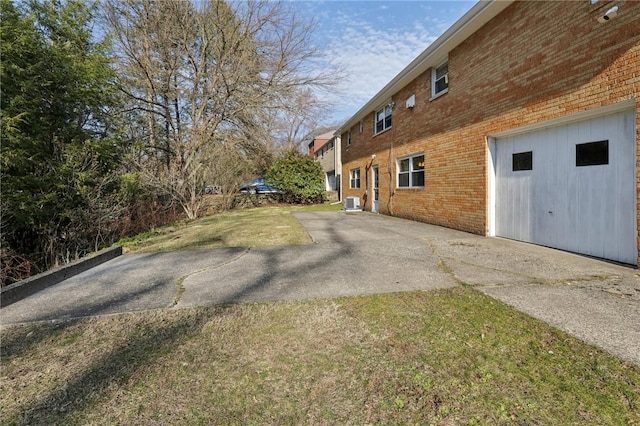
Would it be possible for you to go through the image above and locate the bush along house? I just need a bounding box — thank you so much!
[339,0,640,265]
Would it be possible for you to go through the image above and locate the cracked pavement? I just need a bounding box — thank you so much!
[1,211,638,366]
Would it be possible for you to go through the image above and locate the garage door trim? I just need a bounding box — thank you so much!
[487,103,637,264]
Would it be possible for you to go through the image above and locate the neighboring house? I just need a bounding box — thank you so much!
[339,0,640,265]
[307,140,316,158]
[311,131,342,194]
[307,131,332,158]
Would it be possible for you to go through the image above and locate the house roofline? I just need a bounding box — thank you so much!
[314,130,337,141]
[338,0,514,134]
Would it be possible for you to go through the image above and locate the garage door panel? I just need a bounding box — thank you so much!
[495,135,536,243]
[495,109,636,264]
[532,128,558,248]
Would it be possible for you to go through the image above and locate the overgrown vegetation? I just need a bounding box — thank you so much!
[0,0,340,285]
[266,149,327,204]
[1,0,126,282]
[2,289,638,424]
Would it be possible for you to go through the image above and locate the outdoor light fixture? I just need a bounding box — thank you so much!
[597,5,619,23]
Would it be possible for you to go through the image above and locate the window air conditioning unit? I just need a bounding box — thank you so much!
[344,196,360,211]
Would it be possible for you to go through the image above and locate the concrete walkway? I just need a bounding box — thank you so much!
[1,211,638,366]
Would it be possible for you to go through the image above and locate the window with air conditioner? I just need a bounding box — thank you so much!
[431,59,449,98]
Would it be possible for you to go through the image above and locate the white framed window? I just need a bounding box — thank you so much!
[431,59,449,98]
[375,104,392,134]
[346,130,352,146]
[349,168,361,189]
[397,154,425,188]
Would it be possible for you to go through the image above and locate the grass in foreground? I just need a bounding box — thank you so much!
[2,288,638,425]
[118,203,342,253]
[3,204,639,424]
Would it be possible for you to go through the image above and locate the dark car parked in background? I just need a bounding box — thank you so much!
[239,178,281,194]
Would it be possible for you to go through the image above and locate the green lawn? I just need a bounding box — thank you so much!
[118,203,342,253]
[1,205,638,425]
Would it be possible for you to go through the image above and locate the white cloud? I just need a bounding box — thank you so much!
[296,1,477,123]
[323,17,438,120]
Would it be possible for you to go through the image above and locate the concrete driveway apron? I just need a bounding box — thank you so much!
[0,249,247,324]
[175,211,457,308]
[0,212,458,325]
[1,211,638,366]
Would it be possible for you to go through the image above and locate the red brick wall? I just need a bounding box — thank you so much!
[341,1,640,248]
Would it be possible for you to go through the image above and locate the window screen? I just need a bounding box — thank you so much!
[433,61,449,95]
[576,140,608,166]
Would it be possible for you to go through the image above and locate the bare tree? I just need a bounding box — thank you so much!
[104,0,340,218]
[264,87,333,152]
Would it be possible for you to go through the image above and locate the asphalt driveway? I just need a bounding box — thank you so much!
[1,211,639,366]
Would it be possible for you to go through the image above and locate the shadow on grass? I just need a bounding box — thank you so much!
[1,321,72,363]
[5,213,358,424]
[0,278,170,360]
[192,211,356,306]
[136,234,226,252]
[4,308,217,425]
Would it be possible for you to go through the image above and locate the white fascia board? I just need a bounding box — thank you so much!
[338,0,514,134]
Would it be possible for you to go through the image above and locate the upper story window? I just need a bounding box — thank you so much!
[432,59,449,98]
[350,168,361,189]
[346,131,352,146]
[397,153,425,188]
[359,120,364,134]
[375,104,392,134]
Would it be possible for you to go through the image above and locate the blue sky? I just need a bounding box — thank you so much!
[289,0,477,124]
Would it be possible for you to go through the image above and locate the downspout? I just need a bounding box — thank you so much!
[387,135,394,216]
[336,134,342,202]
[387,102,396,216]
[332,134,343,205]
[363,155,376,211]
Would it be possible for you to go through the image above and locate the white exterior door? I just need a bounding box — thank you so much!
[494,109,636,264]
[372,166,379,213]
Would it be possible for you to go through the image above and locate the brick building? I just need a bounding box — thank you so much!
[307,131,333,158]
[339,0,640,265]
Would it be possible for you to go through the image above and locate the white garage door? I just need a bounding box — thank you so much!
[495,109,637,264]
